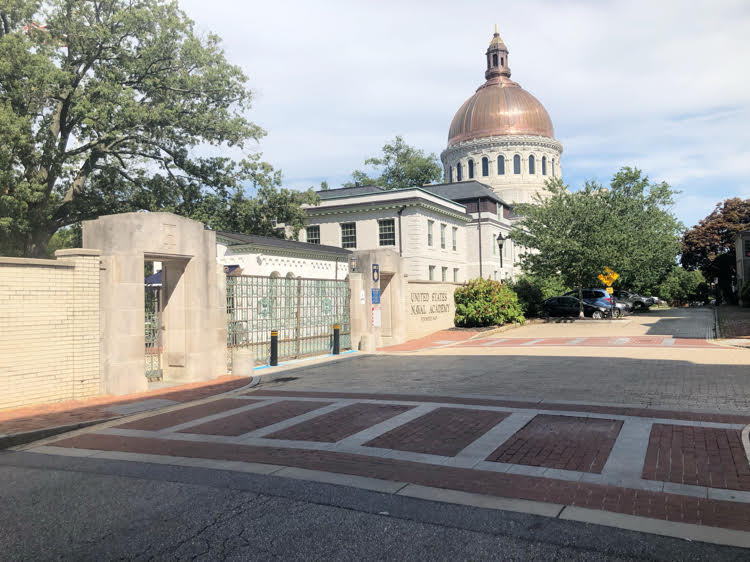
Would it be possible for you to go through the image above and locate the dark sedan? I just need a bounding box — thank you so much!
[540,296,611,320]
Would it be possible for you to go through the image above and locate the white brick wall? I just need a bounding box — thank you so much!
[0,252,101,410]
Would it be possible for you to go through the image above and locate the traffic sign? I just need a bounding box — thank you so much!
[598,267,619,286]
[606,287,614,294]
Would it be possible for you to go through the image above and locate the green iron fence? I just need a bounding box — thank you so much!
[145,286,162,381]
[227,275,351,367]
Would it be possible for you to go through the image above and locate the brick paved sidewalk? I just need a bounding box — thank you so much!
[377,329,481,352]
[0,376,249,447]
[29,388,750,538]
[718,305,750,340]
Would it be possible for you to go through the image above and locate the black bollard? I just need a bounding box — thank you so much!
[332,324,340,355]
[270,330,278,366]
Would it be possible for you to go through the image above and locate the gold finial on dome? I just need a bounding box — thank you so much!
[494,23,498,34]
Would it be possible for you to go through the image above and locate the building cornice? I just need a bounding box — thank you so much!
[306,198,472,223]
[441,134,563,163]
[223,243,347,261]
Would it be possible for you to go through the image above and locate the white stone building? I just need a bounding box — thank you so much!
[301,182,518,282]
[441,28,563,205]
[216,231,350,280]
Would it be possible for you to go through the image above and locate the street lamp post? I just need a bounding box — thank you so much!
[496,233,505,279]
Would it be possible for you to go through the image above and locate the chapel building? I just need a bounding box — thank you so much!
[296,28,559,282]
[441,27,562,205]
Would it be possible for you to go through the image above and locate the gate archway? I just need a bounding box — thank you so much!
[83,212,226,395]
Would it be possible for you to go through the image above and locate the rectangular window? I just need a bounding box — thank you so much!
[453,268,459,282]
[440,224,446,249]
[427,220,434,246]
[492,234,496,255]
[341,223,356,249]
[378,219,395,246]
[429,265,435,281]
[306,225,320,244]
[442,267,448,282]
[452,227,457,251]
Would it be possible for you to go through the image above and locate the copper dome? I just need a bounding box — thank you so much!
[448,31,555,146]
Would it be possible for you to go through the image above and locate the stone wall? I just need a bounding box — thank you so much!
[0,250,100,410]
[406,280,462,340]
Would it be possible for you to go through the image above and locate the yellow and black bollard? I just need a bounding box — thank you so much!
[270,330,278,366]
[332,324,340,355]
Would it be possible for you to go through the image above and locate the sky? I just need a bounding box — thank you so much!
[180,0,750,229]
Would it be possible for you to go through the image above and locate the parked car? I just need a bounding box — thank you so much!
[540,296,611,320]
[613,290,654,310]
[564,288,628,318]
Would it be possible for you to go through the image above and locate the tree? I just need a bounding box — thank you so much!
[656,267,707,306]
[186,155,318,239]
[0,0,271,257]
[510,168,682,316]
[681,198,750,303]
[347,136,442,189]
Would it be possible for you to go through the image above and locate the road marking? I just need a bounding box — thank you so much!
[613,338,629,345]
[566,338,586,345]
[661,338,675,346]
[520,339,545,346]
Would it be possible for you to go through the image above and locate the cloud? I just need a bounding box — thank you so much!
[179,0,750,225]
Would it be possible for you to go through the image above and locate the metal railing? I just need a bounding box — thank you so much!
[227,275,351,366]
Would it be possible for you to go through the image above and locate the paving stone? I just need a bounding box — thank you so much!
[363,407,509,457]
[265,403,413,443]
[179,400,333,436]
[116,398,255,431]
[642,424,750,491]
[485,414,623,474]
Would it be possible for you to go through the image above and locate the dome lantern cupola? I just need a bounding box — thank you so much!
[485,24,510,80]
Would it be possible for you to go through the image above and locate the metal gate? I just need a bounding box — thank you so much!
[145,286,162,380]
[227,275,350,367]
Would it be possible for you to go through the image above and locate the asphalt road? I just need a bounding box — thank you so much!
[1,451,747,561]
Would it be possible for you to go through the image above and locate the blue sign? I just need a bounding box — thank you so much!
[372,263,380,283]
[371,288,381,305]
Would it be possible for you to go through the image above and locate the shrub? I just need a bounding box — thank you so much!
[510,274,569,317]
[454,278,525,327]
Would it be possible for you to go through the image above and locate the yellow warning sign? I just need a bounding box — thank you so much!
[598,267,620,287]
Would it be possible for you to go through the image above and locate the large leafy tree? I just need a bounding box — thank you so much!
[347,136,443,190]
[0,0,309,257]
[510,168,682,315]
[681,198,750,303]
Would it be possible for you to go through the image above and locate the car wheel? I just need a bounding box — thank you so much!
[633,302,644,310]
[613,308,622,318]
[540,311,550,320]
[592,310,603,320]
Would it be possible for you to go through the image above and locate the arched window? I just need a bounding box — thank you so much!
[552,159,556,177]
[468,159,474,179]
[500,57,504,66]
[528,155,535,175]
[481,157,489,176]
[457,162,463,181]
[513,154,521,174]
[449,166,453,183]
[542,156,547,175]
[497,155,505,175]
[492,53,498,66]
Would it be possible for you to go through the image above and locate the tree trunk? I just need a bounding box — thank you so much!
[28,229,53,259]
[578,285,584,318]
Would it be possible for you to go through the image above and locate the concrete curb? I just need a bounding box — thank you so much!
[6,352,358,451]
[24,446,750,549]
[2,377,259,451]
[0,418,115,450]
[742,425,750,466]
